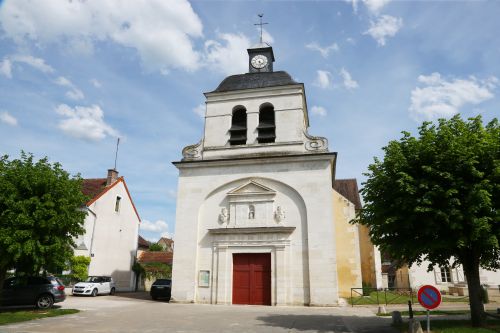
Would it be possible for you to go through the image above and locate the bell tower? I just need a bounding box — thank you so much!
[248,14,275,73]
[248,44,275,73]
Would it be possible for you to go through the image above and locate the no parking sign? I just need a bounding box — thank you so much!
[417,285,442,332]
[417,285,442,310]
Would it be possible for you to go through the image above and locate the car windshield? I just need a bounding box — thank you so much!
[86,276,104,283]
[153,279,171,286]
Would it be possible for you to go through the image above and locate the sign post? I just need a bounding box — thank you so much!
[417,285,442,333]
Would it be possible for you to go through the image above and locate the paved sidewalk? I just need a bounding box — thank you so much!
[0,293,397,333]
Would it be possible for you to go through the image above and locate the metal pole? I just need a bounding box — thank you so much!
[427,309,430,333]
[408,300,413,319]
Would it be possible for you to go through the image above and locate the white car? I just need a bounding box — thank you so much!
[72,276,116,296]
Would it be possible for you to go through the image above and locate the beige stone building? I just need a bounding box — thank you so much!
[171,42,380,305]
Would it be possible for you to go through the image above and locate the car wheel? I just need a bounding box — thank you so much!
[91,288,98,297]
[109,287,115,295]
[36,294,54,309]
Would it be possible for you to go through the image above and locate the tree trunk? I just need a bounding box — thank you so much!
[0,267,6,289]
[462,257,485,327]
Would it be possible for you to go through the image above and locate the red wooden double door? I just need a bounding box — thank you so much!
[232,253,271,305]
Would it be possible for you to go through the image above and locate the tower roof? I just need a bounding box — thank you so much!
[209,71,299,93]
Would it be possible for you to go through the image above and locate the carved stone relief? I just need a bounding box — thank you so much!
[182,139,203,161]
[218,207,229,225]
[274,206,286,223]
[303,130,328,152]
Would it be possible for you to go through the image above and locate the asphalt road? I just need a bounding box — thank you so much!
[0,292,397,333]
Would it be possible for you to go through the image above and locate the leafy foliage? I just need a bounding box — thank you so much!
[68,255,91,282]
[133,261,171,280]
[0,152,87,283]
[358,115,499,326]
[143,262,172,279]
[148,243,163,251]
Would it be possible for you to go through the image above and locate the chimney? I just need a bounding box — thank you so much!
[106,169,119,186]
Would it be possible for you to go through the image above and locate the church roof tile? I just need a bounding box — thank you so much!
[211,71,300,93]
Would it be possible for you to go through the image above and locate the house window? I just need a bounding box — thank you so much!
[229,106,247,145]
[440,267,452,283]
[248,205,255,219]
[115,196,121,212]
[257,103,276,144]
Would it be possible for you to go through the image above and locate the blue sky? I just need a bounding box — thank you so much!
[1,0,499,242]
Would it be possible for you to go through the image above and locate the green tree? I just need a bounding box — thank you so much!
[69,256,91,282]
[148,243,163,251]
[0,152,87,286]
[358,115,499,327]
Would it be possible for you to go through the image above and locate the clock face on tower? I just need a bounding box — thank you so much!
[251,55,268,69]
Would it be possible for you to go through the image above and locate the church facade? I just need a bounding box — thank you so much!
[171,43,380,306]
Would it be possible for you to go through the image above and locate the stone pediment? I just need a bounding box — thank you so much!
[228,180,276,197]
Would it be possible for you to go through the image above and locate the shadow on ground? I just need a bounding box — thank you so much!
[256,314,397,333]
[0,305,62,313]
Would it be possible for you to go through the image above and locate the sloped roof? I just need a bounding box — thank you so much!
[333,179,362,210]
[211,71,299,93]
[138,251,173,265]
[158,237,174,246]
[84,177,141,222]
[82,178,107,201]
[138,235,150,249]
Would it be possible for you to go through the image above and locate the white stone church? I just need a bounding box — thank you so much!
[171,42,381,306]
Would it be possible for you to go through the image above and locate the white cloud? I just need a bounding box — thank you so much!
[305,42,339,58]
[193,104,205,118]
[0,0,203,73]
[363,0,391,14]
[339,68,359,90]
[261,28,275,45]
[0,59,12,78]
[55,104,119,141]
[55,76,85,101]
[66,89,85,100]
[0,55,53,78]
[11,55,54,73]
[346,37,356,45]
[347,0,391,14]
[313,70,332,89]
[0,111,18,126]
[140,219,169,233]
[409,73,497,121]
[364,15,403,46]
[90,79,102,88]
[346,0,360,13]
[204,32,251,76]
[310,106,327,117]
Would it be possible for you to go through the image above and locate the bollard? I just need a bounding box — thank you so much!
[392,311,402,326]
[408,318,423,333]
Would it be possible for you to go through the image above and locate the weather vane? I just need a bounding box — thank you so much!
[254,14,268,44]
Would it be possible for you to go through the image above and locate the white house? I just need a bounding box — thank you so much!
[392,260,500,296]
[74,169,140,291]
[170,42,381,306]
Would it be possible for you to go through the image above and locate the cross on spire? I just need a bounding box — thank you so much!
[254,14,268,44]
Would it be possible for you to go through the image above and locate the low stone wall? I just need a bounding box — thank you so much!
[488,287,500,303]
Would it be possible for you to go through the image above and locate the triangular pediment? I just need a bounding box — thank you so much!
[228,180,276,196]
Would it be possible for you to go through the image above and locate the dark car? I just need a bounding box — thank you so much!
[1,276,66,309]
[150,279,171,301]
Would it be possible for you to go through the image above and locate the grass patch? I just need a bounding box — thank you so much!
[378,310,470,317]
[349,291,469,305]
[0,308,79,325]
[395,319,500,333]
